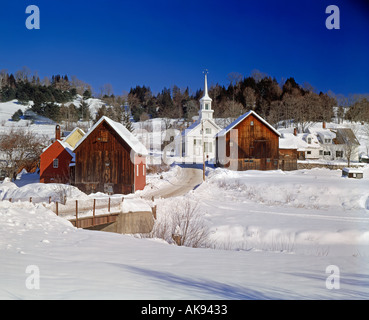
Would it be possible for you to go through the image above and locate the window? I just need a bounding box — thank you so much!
[307,151,311,155]
[143,165,145,176]
[336,151,343,158]
[100,130,108,142]
[137,165,139,176]
[324,151,331,156]
[204,142,212,153]
[53,159,58,168]
[205,103,209,110]
[324,139,331,144]
[250,121,254,126]
[205,128,211,134]
[319,150,323,155]
[307,137,312,144]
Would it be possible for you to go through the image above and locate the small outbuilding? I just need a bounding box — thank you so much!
[342,167,363,179]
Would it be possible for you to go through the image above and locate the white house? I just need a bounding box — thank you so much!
[308,126,360,162]
[175,72,221,163]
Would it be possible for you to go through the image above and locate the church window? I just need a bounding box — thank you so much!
[205,128,211,134]
[205,103,209,110]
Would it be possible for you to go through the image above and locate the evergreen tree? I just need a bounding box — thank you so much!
[11,109,23,121]
[122,112,133,132]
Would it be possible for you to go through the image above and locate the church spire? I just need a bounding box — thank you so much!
[199,70,213,120]
[203,69,210,100]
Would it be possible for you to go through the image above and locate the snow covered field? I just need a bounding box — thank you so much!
[1,100,369,299]
[1,165,369,299]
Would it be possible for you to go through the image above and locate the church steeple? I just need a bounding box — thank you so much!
[199,70,213,121]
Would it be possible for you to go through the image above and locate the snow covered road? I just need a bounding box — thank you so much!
[140,166,203,199]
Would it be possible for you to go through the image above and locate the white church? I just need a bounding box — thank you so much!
[175,71,221,163]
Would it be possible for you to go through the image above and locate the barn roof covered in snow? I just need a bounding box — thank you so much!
[73,116,148,156]
[215,110,281,138]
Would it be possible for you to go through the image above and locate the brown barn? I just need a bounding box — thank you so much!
[215,111,280,171]
[73,116,148,195]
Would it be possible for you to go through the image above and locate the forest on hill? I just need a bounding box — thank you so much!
[1,67,368,131]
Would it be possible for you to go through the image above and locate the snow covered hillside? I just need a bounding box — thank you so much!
[1,165,369,299]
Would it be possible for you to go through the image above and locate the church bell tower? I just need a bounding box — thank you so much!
[199,70,213,121]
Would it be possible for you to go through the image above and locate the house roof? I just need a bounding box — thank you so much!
[73,116,148,156]
[42,126,84,155]
[334,128,360,146]
[308,127,336,140]
[279,133,321,150]
[215,110,281,138]
[63,127,85,148]
[181,118,221,137]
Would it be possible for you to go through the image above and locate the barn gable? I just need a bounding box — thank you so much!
[216,110,280,138]
[74,116,147,156]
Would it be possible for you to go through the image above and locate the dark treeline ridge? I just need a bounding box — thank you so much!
[1,68,368,130]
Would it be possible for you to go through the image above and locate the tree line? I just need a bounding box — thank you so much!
[2,67,369,133]
[125,73,338,132]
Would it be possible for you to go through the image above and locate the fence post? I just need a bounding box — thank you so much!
[75,200,78,228]
[29,197,32,203]
[49,196,51,204]
[93,199,96,226]
[9,198,12,203]
[108,197,111,212]
[56,201,59,216]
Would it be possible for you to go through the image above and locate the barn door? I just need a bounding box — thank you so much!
[253,140,269,170]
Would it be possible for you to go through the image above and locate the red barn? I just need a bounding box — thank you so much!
[40,125,74,183]
[73,116,148,195]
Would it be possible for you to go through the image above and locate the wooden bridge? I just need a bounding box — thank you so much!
[6,196,155,233]
[68,212,120,229]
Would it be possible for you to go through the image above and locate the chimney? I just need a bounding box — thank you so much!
[55,125,61,141]
[294,128,298,136]
[322,121,326,129]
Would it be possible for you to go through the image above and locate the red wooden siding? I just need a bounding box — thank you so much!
[40,141,73,183]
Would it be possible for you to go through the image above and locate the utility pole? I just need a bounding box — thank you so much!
[202,119,205,181]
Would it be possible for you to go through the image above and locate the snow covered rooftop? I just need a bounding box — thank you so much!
[74,116,148,156]
[216,110,281,138]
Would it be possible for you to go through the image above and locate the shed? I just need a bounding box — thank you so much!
[215,110,280,171]
[342,167,363,179]
[73,116,148,195]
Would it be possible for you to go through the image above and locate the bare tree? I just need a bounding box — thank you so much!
[243,87,256,110]
[147,199,211,248]
[0,129,47,179]
[170,200,210,248]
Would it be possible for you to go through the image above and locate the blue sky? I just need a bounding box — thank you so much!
[0,0,368,96]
